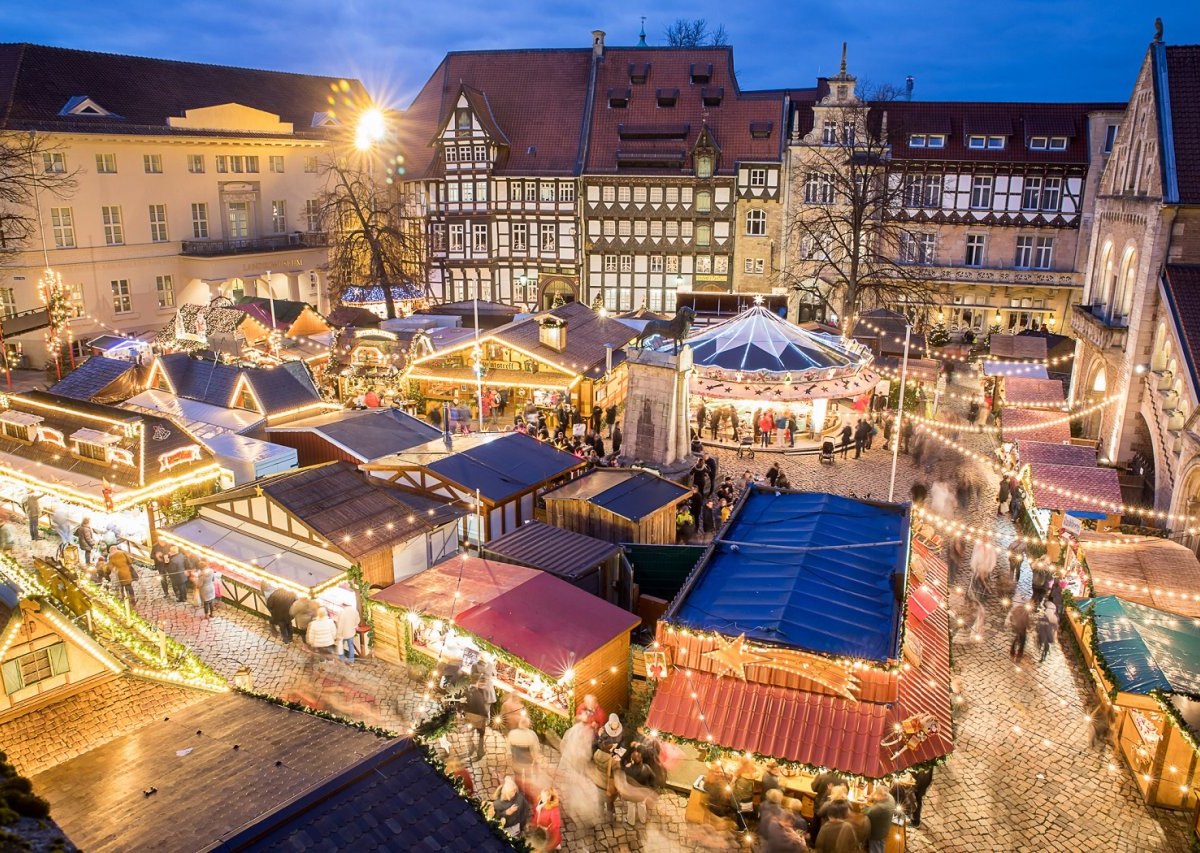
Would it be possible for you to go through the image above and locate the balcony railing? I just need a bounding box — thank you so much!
[1070,303,1128,351]
[180,232,328,257]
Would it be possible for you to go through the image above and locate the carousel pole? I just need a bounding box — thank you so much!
[888,324,911,503]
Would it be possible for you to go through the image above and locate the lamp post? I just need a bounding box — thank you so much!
[887,323,911,503]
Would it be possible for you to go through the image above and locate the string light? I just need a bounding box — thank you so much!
[852,317,1074,370]
[904,395,1120,435]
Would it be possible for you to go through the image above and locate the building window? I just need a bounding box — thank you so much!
[110,279,132,314]
[696,191,711,213]
[50,208,75,249]
[191,203,209,239]
[603,220,616,237]
[431,223,446,251]
[650,220,663,238]
[665,221,679,239]
[665,187,679,204]
[822,120,838,145]
[446,183,460,203]
[618,186,631,203]
[271,200,287,233]
[472,223,488,253]
[755,258,765,274]
[1014,236,1034,269]
[618,220,631,237]
[1041,177,1062,211]
[745,209,766,236]
[305,199,320,232]
[695,155,713,179]
[558,182,575,202]
[512,223,528,251]
[696,256,712,274]
[965,234,986,267]
[455,108,471,130]
[42,152,66,173]
[650,256,664,273]
[148,204,168,242]
[461,182,474,203]
[649,187,663,203]
[270,155,285,173]
[1029,136,1049,150]
[101,206,123,245]
[714,256,728,274]
[245,156,259,173]
[540,182,556,202]
[508,180,521,200]
[620,255,633,272]
[1048,137,1068,150]
[744,258,755,274]
[2,643,68,694]
[1103,124,1119,154]
[474,144,488,162]
[749,168,767,187]
[1022,177,1042,211]
[602,186,616,203]
[1034,236,1054,270]
[604,255,618,272]
[156,274,175,308]
[449,224,464,251]
[95,153,117,174]
[0,288,14,319]
[970,176,993,209]
[187,155,205,174]
[804,172,835,204]
[696,224,711,247]
[304,156,318,173]
[665,256,680,273]
[540,223,557,252]
[633,186,647,203]
[900,233,936,265]
[227,202,249,239]
[143,154,163,174]
[968,135,1005,150]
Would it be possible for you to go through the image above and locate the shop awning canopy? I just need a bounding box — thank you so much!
[1028,461,1122,516]
[1076,596,1200,696]
[1080,532,1200,618]
[688,305,869,374]
[668,490,909,663]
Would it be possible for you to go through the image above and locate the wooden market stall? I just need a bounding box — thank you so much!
[646,489,953,849]
[371,555,639,722]
[1079,531,1200,617]
[541,468,691,545]
[363,431,585,544]
[1067,595,1200,810]
[482,520,623,604]
[266,407,441,467]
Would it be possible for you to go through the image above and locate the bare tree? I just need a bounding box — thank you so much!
[317,157,427,319]
[779,89,942,326]
[0,132,78,255]
[665,18,728,47]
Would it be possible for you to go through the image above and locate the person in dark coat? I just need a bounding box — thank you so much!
[605,404,617,436]
[839,423,853,458]
[166,545,189,602]
[690,458,708,494]
[592,433,606,458]
[611,423,622,457]
[1008,599,1031,660]
[900,420,914,454]
[853,419,870,459]
[997,476,1011,515]
[696,405,708,436]
[909,767,934,828]
[704,453,718,494]
[265,583,297,643]
[22,492,41,541]
[464,677,490,759]
[766,462,781,487]
[493,776,531,838]
[151,539,172,598]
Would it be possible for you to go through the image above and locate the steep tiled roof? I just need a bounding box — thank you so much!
[1017,440,1097,467]
[585,47,784,174]
[0,43,365,136]
[1161,265,1200,393]
[155,353,323,416]
[398,49,594,179]
[1164,45,1200,203]
[492,300,638,374]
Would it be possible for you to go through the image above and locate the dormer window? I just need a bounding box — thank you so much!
[629,63,650,84]
[1029,135,1070,151]
[690,64,713,84]
[701,87,724,107]
[70,428,121,463]
[656,88,678,108]
[749,121,773,139]
[695,154,714,179]
[968,135,1006,150]
[0,410,43,442]
[455,108,471,132]
[608,89,631,109]
[909,134,947,148]
[58,96,118,118]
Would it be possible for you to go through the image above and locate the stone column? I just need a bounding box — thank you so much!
[621,345,693,472]
[285,273,302,302]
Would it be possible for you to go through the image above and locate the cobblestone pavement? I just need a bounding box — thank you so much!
[705,369,1191,852]
[0,676,206,776]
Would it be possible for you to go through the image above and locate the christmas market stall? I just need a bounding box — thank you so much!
[325,327,434,403]
[687,303,878,444]
[0,391,220,545]
[1066,595,1200,810]
[158,462,463,617]
[541,467,691,545]
[999,407,1071,444]
[1015,456,1123,538]
[267,407,441,467]
[646,489,953,846]
[482,520,624,604]
[371,554,640,726]
[49,356,145,405]
[84,333,152,363]
[1078,531,1200,618]
[404,301,636,422]
[364,431,585,544]
[338,283,428,319]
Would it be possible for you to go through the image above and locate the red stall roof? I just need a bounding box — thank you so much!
[1003,377,1065,407]
[371,556,536,617]
[1001,408,1071,444]
[1017,440,1097,468]
[1028,462,1123,515]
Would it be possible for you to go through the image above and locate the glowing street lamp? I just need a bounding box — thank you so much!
[355,107,387,151]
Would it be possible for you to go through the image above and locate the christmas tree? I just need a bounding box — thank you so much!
[927,319,950,348]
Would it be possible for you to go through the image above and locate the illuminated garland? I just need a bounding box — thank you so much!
[905,395,1119,435]
[853,317,1072,369]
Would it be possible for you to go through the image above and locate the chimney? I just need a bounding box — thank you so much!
[592,30,606,58]
[539,316,568,353]
[905,76,914,101]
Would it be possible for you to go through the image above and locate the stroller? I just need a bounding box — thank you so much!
[819,439,836,464]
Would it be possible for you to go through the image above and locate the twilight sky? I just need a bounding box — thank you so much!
[4,1,1199,108]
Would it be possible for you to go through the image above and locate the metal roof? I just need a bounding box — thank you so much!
[542,468,690,520]
[269,408,441,462]
[669,489,909,663]
[423,433,584,503]
[49,356,139,402]
[483,520,619,581]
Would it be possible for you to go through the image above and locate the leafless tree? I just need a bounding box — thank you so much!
[779,91,942,326]
[0,132,78,256]
[316,157,427,319]
[665,18,728,47]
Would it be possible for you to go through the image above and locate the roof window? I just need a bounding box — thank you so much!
[608,88,631,109]
[656,88,678,108]
[690,63,713,84]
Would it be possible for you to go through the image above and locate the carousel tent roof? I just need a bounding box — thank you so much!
[687,305,867,373]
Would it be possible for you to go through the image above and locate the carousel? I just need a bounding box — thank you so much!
[686,301,878,443]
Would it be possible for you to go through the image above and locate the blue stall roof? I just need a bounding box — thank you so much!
[1076,596,1200,696]
[670,489,909,663]
[426,432,584,503]
[50,356,138,402]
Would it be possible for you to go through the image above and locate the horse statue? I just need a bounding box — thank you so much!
[636,306,695,354]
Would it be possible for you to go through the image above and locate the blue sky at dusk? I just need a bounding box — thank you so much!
[4,1,1199,107]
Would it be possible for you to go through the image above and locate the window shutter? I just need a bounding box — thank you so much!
[47,642,69,677]
[2,659,23,695]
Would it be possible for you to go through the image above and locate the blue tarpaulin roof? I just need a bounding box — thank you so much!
[1076,596,1200,695]
[671,489,909,663]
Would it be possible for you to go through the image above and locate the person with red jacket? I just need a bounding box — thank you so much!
[532,787,562,850]
[575,693,605,732]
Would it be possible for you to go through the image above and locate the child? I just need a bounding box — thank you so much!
[719,499,732,526]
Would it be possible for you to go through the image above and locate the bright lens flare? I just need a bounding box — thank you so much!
[355,108,386,150]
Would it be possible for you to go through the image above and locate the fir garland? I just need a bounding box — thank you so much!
[234,687,400,738]
[1062,592,1119,701]
[1150,690,1200,759]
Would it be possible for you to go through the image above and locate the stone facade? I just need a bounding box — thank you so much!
[620,346,692,468]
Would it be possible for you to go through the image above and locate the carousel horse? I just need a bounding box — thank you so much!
[636,306,695,354]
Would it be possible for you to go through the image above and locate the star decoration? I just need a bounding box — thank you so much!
[703,633,770,680]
